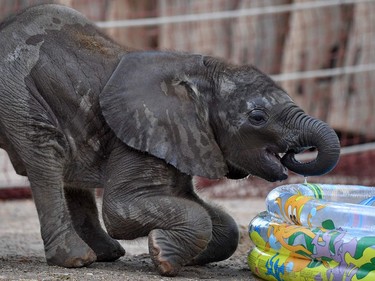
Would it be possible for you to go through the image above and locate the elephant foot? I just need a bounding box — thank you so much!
[76,226,125,262]
[149,227,210,276]
[45,230,97,268]
[90,236,125,262]
[148,229,187,277]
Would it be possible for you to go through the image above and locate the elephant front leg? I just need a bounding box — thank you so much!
[64,187,125,262]
[103,194,212,276]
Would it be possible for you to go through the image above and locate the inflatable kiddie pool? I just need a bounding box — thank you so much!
[248,183,375,281]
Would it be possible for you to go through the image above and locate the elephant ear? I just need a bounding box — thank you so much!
[99,51,227,179]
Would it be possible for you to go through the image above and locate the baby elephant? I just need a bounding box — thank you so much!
[0,4,340,277]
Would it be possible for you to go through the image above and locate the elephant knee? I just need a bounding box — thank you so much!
[212,211,239,258]
[189,205,239,265]
[222,216,239,257]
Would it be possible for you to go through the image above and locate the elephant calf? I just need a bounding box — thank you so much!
[0,4,340,277]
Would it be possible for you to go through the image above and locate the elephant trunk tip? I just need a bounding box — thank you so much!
[281,130,340,177]
[281,149,339,177]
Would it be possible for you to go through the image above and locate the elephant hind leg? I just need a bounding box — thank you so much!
[3,119,95,267]
[103,195,212,277]
[0,128,27,176]
[26,156,97,268]
[64,187,125,262]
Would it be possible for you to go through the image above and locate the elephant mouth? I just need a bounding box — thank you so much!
[263,148,289,182]
[226,148,289,182]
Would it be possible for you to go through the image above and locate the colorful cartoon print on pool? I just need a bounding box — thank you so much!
[248,184,375,281]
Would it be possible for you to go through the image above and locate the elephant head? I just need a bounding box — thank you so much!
[100,51,340,182]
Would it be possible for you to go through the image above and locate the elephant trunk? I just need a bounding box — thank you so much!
[281,115,340,177]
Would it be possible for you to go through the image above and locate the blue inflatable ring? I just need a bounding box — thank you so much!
[248,184,375,281]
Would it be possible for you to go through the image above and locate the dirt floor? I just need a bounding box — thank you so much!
[0,194,264,281]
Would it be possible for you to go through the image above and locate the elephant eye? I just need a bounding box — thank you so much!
[248,109,268,126]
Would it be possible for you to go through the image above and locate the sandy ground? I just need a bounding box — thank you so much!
[0,196,264,281]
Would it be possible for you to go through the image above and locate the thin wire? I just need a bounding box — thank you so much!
[96,0,374,28]
[271,64,375,82]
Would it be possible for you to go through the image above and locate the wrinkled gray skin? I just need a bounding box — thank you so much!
[0,4,340,277]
